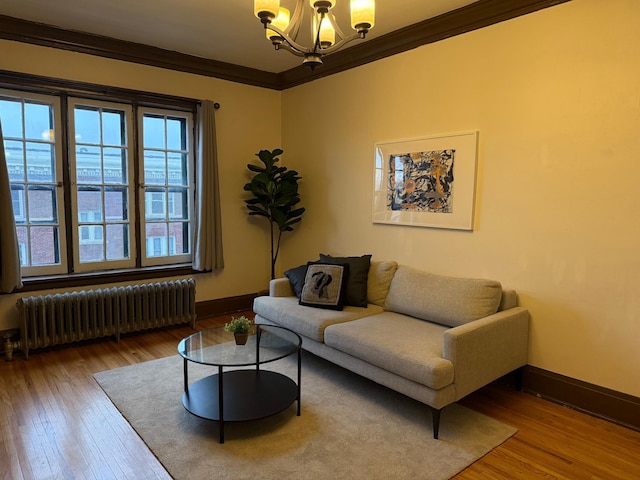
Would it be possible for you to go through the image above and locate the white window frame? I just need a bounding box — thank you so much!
[68,97,137,272]
[138,107,194,267]
[1,89,67,276]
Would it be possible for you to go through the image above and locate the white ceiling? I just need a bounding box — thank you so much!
[0,0,478,73]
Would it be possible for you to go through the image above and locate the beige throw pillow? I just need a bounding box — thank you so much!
[367,261,398,306]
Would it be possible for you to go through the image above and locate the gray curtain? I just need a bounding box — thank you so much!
[0,118,23,292]
[193,100,224,271]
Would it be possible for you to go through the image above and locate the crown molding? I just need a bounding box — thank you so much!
[278,0,571,88]
[0,14,280,90]
[0,0,571,91]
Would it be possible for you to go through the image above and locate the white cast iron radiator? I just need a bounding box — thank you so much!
[16,279,196,359]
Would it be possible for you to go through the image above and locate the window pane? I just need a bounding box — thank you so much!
[146,223,167,257]
[30,226,60,265]
[106,224,128,260]
[103,147,126,184]
[16,226,28,266]
[79,230,104,262]
[169,222,189,255]
[145,190,166,220]
[26,142,55,183]
[143,115,165,149]
[168,189,188,220]
[24,102,53,141]
[105,188,128,221]
[5,140,25,182]
[167,117,186,150]
[11,187,26,222]
[76,145,102,183]
[74,107,101,144]
[77,188,103,222]
[0,99,24,138]
[78,225,104,243]
[102,110,125,146]
[28,187,56,222]
[167,152,187,186]
[144,150,166,185]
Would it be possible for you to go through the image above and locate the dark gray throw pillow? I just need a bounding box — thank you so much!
[299,263,349,311]
[284,264,308,298]
[319,254,372,307]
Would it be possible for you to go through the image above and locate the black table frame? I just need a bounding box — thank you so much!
[180,325,302,443]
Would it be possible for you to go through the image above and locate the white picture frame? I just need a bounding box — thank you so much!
[372,131,479,230]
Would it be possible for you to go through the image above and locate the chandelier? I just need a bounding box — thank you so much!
[254,0,376,69]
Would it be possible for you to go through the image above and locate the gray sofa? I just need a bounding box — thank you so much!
[253,260,530,438]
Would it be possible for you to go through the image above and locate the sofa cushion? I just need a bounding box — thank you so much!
[385,266,502,327]
[300,262,349,310]
[254,296,384,342]
[324,312,454,390]
[319,254,372,307]
[367,260,398,306]
[284,264,308,298]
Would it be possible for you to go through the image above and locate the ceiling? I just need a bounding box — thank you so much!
[0,0,479,74]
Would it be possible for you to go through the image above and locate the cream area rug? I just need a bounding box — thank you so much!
[94,351,516,480]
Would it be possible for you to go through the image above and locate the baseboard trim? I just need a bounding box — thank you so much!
[521,365,640,431]
[195,293,262,320]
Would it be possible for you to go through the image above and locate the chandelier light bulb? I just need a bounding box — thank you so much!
[313,15,336,47]
[350,0,375,32]
[255,0,280,23]
[267,7,291,41]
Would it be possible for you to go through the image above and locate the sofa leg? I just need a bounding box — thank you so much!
[429,406,441,439]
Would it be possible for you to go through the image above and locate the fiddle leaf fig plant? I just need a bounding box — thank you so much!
[244,149,305,279]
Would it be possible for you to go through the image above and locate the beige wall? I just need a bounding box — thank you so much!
[0,40,281,330]
[280,0,640,397]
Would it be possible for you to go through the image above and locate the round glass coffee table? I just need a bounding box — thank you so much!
[177,324,302,443]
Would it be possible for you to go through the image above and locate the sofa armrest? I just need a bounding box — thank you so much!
[270,278,295,297]
[442,307,529,400]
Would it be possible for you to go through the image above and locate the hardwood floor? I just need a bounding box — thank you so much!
[1,313,639,480]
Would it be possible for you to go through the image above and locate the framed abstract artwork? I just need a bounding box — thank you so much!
[372,131,478,230]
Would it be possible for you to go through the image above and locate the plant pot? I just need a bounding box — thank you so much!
[234,333,249,345]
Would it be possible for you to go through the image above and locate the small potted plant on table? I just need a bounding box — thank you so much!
[224,316,254,345]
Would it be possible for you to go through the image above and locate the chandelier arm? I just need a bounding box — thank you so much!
[317,32,364,55]
[276,42,307,57]
[326,12,348,41]
[266,25,314,54]
[312,12,325,52]
[283,0,305,42]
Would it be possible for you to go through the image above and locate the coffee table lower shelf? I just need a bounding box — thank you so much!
[182,369,299,443]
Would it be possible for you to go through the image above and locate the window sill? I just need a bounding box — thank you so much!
[14,264,205,294]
